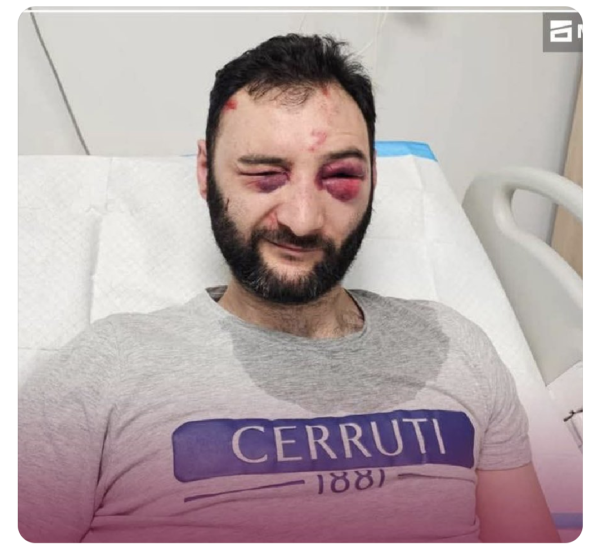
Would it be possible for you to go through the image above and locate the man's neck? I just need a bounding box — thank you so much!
[216,280,364,339]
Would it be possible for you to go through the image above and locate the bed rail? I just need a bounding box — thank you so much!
[462,167,582,386]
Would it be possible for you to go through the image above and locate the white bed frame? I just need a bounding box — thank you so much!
[462,167,583,387]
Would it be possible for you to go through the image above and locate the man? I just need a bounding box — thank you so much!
[19,34,560,543]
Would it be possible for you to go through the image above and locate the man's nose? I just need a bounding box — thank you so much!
[275,178,326,237]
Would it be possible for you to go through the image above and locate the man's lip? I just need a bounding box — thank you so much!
[267,240,319,253]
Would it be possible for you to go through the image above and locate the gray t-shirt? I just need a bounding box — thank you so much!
[19,287,531,543]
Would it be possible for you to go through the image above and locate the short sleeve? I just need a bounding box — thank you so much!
[18,318,121,542]
[392,299,532,472]
[470,328,532,470]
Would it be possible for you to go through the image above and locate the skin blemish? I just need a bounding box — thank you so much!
[224,98,237,110]
[266,211,279,230]
[308,130,328,152]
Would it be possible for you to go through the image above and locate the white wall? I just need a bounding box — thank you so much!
[18,8,582,243]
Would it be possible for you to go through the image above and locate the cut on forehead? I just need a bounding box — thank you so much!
[210,81,368,164]
[212,84,319,146]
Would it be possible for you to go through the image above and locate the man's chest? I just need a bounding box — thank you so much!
[95,348,485,531]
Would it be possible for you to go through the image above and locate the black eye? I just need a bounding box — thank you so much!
[242,171,281,177]
[328,172,356,179]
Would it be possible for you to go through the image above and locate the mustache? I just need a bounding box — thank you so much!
[252,227,332,250]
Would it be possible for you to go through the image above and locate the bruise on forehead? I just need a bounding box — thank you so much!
[308,129,328,152]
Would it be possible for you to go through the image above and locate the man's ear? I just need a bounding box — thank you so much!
[197,139,209,200]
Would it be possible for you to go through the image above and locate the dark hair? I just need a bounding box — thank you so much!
[205,34,376,165]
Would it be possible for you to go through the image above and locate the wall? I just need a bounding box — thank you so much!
[18,8,582,243]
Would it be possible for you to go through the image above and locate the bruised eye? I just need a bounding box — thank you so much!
[320,172,364,201]
[320,166,365,201]
[325,172,356,180]
[242,172,288,193]
[323,180,362,201]
[326,172,355,179]
[320,164,365,182]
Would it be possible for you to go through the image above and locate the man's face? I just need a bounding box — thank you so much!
[198,84,375,304]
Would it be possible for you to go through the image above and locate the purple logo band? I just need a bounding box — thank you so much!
[172,409,474,482]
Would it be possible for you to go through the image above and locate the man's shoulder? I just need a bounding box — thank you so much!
[85,293,207,341]
[349,288,474,323]
[349,288,490,345]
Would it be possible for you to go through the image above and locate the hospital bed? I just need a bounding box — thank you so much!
[18,141,583,541]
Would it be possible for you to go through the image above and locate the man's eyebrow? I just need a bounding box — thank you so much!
[237,148,368,169]
[237,155,290,169]
[322,147,368,164]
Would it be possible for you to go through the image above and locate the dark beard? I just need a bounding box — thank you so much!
[205,169,373,305]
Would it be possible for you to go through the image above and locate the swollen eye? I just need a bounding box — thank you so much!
[253,173,287,192]
[323,171,364,180]
[324,180,361,201]
[329,173,352,179]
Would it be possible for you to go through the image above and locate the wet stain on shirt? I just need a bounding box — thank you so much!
[217,293,449,414]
